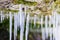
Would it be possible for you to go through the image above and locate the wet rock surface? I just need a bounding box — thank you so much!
[0,0,12,8]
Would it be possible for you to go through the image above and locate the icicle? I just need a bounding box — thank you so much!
[41,15,45,40]
[19,4,25,40]
[25,13,30,40]
[14,13,18,40]
[1,11,3,22]
[25,6,27,17]
[34,15,37,27]
[55,11,59,40]
[9,12,12,40]
[45,16,48,38]
[2,13,4,20]
[49,15,52,40]
[52,10,56,40]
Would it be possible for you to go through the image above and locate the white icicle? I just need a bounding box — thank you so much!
[9,12,12,40]
[49,15,52,40]
[41,15,45,40]
[55,12,59,40]
[1,11,3,22]
[14,13,18,40]
[25,13,30,40]
[34,15,37,27]
[2,13,4,20]
[25,6,27,17]
[52,10,56,40]
[19,4,25,40]
[45,16,48,38]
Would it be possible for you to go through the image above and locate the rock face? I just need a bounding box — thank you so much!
[25,0,42,2]
[0,0,19,10]
[0,0,12,9]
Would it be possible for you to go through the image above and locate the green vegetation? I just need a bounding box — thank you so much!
[13,0,37,6]
[0,8,19,13]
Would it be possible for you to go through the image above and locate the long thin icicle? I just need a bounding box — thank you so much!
[19,4,25,40]
[14,13,18,40]
[9,12,12,40]
[55,11,59,40]
[34,15,37,27]
[53,11,58,40]
[25,6,27,17]
[1,11,2,23]
[52,10,55,40]
[25,13,30,40]
[2,13,4,20]
[49,15,52,40]
[41,15,45,40]
[45,16,48,38]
